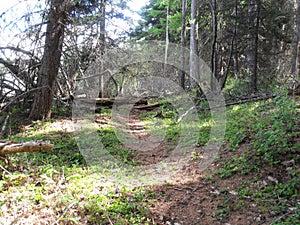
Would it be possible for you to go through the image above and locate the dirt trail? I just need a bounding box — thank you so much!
[146,145,271,225]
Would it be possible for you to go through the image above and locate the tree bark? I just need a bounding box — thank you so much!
[180,0,187,89]
[209,0,218,91]
[29,0,70,120]
[99,0,106,98]
[247,0,260,93]
[292,0,300,80]
[190,0,198,88]
[0,141,54,156]
[164,1,170,72]
[247,1,255,85]
[234,0,239,79]
[221,0,238,90]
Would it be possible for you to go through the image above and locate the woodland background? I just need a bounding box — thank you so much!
[0,1,300,224]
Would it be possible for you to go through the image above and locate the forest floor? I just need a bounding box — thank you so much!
[0,95,299,225]
[107,102,300,225]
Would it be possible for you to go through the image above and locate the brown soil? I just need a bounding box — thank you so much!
[146,145,272,225]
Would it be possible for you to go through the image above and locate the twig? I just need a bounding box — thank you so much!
[198,94,277,111]
[0,46,40,61]
[76,69,113,81]
[0,86,50,114]
[0,163,11,175]
[52,201,77,225]
[106,215,114,225]
[0,113,10,137]
[177,106,196,123]
[270,211,293,225]
[174,187,184,191]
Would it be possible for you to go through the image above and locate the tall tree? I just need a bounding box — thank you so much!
[99,0,106,98]
[220,0,238,90]
[247,0,260,92]
[164,0,170,71]
[29,0,71,120]
[190,0,198,87]
[180,0,187,89]
[130,0,182,42]
[291,0,300,80]
[209,0,218,91]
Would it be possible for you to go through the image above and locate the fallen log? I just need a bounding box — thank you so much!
[178,94,277,122]
[198,94,277,111]
[134,103,162,110]
[0,141,54,156]
[76,97,148,107]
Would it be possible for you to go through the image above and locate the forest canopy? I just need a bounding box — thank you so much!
[0,0,299,121]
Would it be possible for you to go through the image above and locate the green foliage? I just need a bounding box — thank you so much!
[252,96,299,164]
[130,0,182,41]
[223,75,256,96]
[0,121,153,224]
[214,95,299,181]
[211,94,300,224]
[215,156,259,178]
[139,101,180,144]
[215,94,299,166]
[84,188,153,224]
[7,126,85,168]
[197,110,212,146]
[215,161,240,178]
[271,208,300,225]
[225,102,260,150]
[51,104,72,119]
[97,127,136,165]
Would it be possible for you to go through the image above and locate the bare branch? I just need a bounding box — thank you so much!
[0,46,40,61]
[76,69,113,81]
[0,86,50,113]
[0,141,54,156]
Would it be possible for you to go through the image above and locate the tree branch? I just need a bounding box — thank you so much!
[0,141,54,156]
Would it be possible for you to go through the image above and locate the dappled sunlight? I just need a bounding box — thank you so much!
[46,120,82,133]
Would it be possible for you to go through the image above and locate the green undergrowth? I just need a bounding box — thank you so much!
[97,126,137,165]
[139,101,180,145]
[212,95,300,224]
[0,94,299,224]
[0,120,152,224]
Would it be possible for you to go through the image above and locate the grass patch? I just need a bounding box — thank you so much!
[97,126,137,165]
[0,121,151,224]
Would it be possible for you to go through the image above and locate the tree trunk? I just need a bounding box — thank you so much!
[209,0,218,91]
[234,0,239,79]
[298,38,300,80]
[99,0,106,98]
[164,1,170,72]
[247,0,260,93]
[190,0,198,88]
[292,0,300,79]
[180,0,187,89]
[221,0,238,90]
[29,0,70,120]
